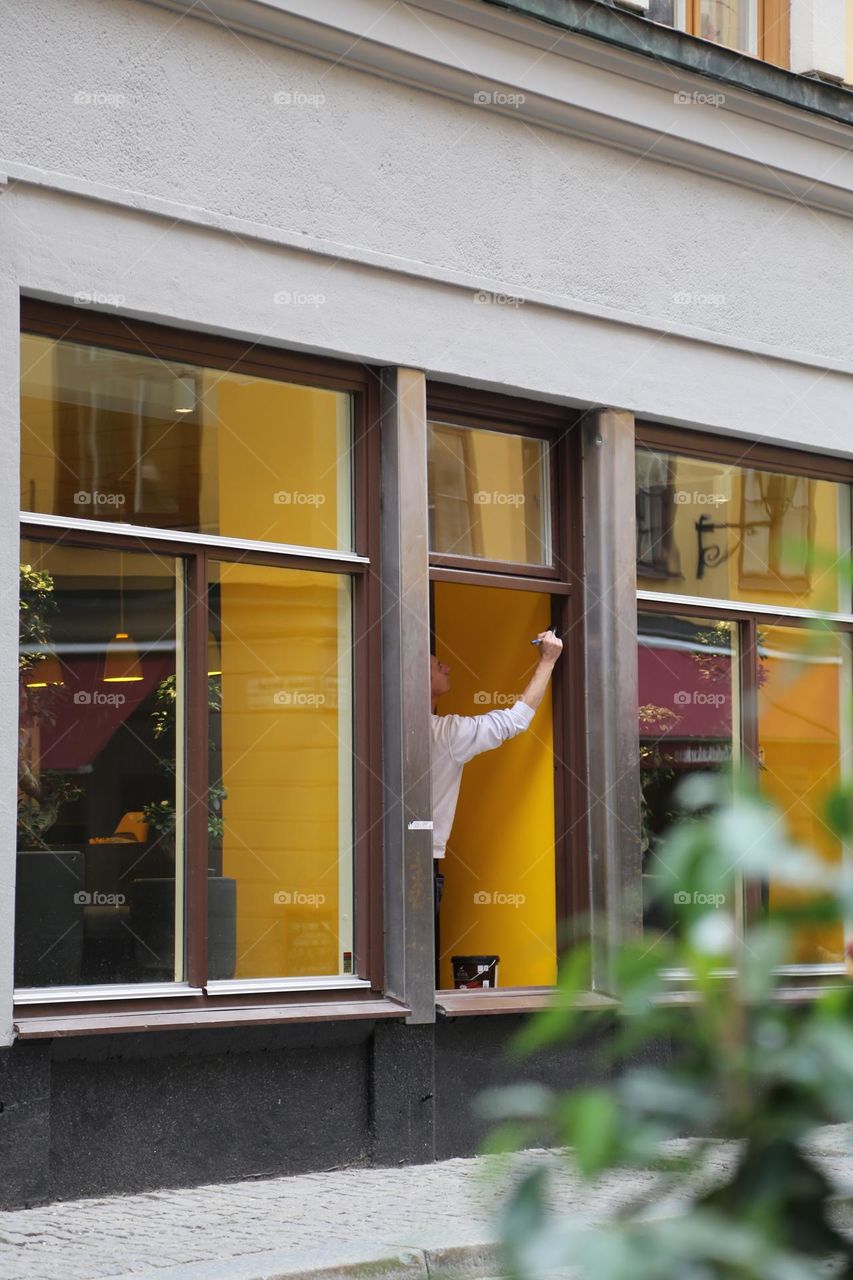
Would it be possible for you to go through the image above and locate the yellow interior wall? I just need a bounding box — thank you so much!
[433,581,557,989]
[216,562,348,979]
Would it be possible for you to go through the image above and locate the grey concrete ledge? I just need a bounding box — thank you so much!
[483,0,853,126]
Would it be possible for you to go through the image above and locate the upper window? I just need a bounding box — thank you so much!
[428,421,553,569]
[635,446,852,614]
[21,334,353,552]
[646,0,766,58]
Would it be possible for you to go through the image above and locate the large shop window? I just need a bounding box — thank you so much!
[427,390,584,995]
[636,432,853,970]
[16,305,378,1006]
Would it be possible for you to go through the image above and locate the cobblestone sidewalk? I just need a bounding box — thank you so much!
[2,1130,853,1280]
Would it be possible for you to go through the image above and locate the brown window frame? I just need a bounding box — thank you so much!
[635,422,853,953]
[683,0,790,66]
[427,383,589,1010]
[14,299,402,1037]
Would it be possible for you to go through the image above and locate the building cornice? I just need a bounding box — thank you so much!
[139,0,853,221]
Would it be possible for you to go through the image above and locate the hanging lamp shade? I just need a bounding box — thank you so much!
[25,647,65,689]
[207,630,222,677]
[103,632,143,683]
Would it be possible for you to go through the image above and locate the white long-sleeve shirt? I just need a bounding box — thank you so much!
[430,699,536,859]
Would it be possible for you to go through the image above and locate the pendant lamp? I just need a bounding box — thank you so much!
[103,551,143,683]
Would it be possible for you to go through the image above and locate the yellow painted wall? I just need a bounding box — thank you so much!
[433,581,557,988]
[216,562,349,979]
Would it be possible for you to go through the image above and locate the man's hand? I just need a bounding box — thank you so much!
[520,631,563,713]
[534,630,563,665]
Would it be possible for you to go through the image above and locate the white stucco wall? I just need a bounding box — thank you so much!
[1,0,852,1039]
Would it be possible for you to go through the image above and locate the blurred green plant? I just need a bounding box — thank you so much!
[488,582,853,1280]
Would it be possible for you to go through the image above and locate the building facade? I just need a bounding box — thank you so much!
[1,0,852,1208]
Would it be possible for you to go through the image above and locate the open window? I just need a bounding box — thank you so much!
[427,387,585,1003]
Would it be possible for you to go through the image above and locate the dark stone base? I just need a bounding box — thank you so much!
[0,1015,670,1208]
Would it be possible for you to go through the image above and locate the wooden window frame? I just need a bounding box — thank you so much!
[635,421,853,961]
[426,384,589,1008]
[685,0,790,65]
[14,299,401,1037]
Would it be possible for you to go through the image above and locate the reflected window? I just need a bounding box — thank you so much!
[16,539,183,988]
[428,422,552,566]
[636,447,852,613]
[697,0,756,52]
[21,334,353,552]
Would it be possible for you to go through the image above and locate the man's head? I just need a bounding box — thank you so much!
[430,653,451,704]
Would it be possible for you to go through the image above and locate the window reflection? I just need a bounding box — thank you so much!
[638,612,737,934]
[20,334,353,551]
[428,422,552,566]
[635,448,851,613]
[758,625,850,964]
[16,540,183,988]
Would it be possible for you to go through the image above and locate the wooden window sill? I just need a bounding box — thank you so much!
[436,988,618,1017]
[14,994,410,1038]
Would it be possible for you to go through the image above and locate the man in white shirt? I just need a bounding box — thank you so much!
[429,629,563,922]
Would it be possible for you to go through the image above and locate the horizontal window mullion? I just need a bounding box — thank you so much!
[21,513,370,568]
[637,588,853,629]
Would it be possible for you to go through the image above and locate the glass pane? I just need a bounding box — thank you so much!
[20,333,353,551]
[636,448,852,613]
[648,0,676,23]
[758,625,850,964]
[638,612,738,934]
[209,562,353,980]
[428,421,551,566]
[16,539,183,987]
[697,0,755,51]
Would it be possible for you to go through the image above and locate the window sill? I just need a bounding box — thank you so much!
[436,988,618,1017]
[14,993,410,1039]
